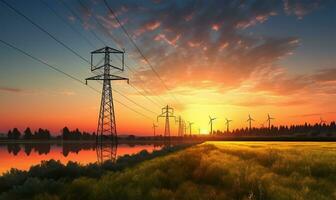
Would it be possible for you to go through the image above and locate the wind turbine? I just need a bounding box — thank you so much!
[209,116,216,135]
[266,114,275,129]
[188,121,194,136]
[247,114,254,130]
[152,123,158,136]
[320,117,326,125]
[225,118,232,132]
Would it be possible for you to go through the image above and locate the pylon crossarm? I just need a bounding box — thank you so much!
[91,46,124,54]
[157,114,164,122]
[170,115,176,120]
[86,74,129,83]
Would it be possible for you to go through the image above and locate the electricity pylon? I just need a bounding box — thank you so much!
[86,46,128,143]
[225,118,232,132]
[183,120,187,136]
[157,105,175,137]
[176,116,183,136]
[152,123,158,136]
[188,121,194,136]
[266,114,275,129]
[247,114,254,130]
[209,116,216,135]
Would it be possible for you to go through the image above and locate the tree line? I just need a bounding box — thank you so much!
[213,121,336,137]
[4,121,336,140]
[5,127,96,140]
[7,128,50,140]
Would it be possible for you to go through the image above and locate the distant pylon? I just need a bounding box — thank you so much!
[176,116,183,136]
[157,105,175,137]
[86,46,128,143]
[188,121,194,136]
[247,114,254,130]
[225,118,232,132]
[152,123,158,136]
[183,120,187,136]
[266,114,275,129]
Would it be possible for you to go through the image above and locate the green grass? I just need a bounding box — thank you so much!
[2,142,336,200]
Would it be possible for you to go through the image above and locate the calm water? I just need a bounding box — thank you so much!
[0,142,163,174]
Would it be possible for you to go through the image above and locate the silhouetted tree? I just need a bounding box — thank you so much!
[23,127,33,140]
[7,130,12,139]
[215,121,336,137]
[62,127,70,140]
[8,128,21,140]
[33,128,51,140]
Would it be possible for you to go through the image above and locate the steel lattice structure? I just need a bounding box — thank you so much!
[176,116,183,136]
[157,105,175,137]
[96,142,118,164]
[86,46,128,145]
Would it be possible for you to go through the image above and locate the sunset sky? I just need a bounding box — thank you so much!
[0,0,335,135]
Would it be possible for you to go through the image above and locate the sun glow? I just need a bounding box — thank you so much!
[200,129,209,135]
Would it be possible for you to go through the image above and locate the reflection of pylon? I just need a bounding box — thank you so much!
[86,47,128,143]
[157,105,175,137]
[96,142,118,164]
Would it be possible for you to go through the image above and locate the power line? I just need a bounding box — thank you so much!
[103,0,181,105]
[0,0,90,64]
[76,0,121,49]
[39,0,96,49]
[1,0,159,115]
[74,0,167,108]
[58,0,166,108]
[76,0,168,106]
[0,39,154,121]
[59,0,107,46]
[122,58,168,107]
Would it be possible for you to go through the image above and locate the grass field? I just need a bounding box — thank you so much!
[2,142,336,200]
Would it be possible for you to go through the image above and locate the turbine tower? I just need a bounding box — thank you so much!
[152,123,158,136]
[247,114,254,130]
[157,105,175,137]
[225,118,232,132]
[209,116,216,135]
[188,121,194,136]
[86,46,128,143]
[266,114,275,129]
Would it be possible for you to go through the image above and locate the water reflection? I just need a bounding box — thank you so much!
[1,142,174,157]
[0,142,167,173]
[96,142,118,164]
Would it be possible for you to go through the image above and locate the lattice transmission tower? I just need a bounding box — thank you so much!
[86,46,128,143]
[176,115,183,136]
[157,105,175,137]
